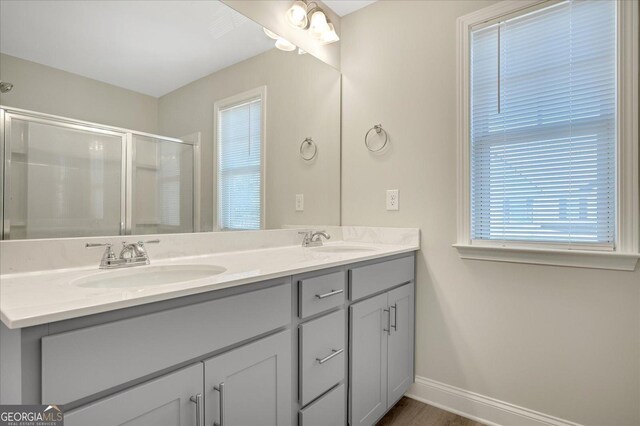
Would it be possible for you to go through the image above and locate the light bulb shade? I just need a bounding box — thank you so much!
[275,38,296,51]
[286,1,308,28]
[320,23,340,44]
[263,27,279,40]
[309,10,330,39]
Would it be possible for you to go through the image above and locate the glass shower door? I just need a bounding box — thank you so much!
[130,134,194,235]
[3,114,125,239]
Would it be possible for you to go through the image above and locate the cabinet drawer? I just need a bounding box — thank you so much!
[299,384,346,426]
[299,309,345,406]
[298,271,345,319]
[42,281,291,405]
[349,255,414,301]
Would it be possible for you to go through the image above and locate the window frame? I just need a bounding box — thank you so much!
[213,86,267,231]
[455,0,639,270]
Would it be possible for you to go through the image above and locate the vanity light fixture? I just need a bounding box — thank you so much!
[320,23,339,44]
[285,1,339,44]
[308,8,330,39]
[286,0,309,28]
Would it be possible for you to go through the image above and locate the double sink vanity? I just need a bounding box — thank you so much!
[0,2,417,425]
[0,227,419,426]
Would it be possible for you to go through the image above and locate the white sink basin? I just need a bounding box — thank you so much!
[74,264,227,289]
[311,245,379,254]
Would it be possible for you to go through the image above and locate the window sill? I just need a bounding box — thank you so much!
[453,244,639,271]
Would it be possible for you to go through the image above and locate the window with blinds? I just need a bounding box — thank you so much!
[470,0,617,248]
[217,96,263,230]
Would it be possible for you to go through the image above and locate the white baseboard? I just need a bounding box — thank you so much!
[405,376,582,426]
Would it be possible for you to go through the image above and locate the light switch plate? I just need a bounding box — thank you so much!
[296,194,304,211]
[386,189,399,211]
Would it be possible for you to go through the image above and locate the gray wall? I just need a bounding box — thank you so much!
[158,48,341,231]
[0,53,158,133]
[340,1,640,425]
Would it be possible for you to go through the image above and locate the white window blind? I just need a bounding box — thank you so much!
[217,97,262,230]
[470,0,617,248]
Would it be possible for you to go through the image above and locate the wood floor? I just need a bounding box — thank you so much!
[377,397,486,426]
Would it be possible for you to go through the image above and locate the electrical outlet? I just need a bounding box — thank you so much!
[295,194,304,211]
[386,189,399,211]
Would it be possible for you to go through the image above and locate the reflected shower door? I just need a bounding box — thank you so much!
[131,134,194,235]
[4,115,125,239]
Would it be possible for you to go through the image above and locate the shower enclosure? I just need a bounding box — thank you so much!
[0,107,200,240]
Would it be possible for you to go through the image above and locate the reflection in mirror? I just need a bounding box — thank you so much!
[0,0,340,239]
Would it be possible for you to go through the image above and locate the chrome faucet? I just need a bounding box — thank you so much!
[86,240,160,269]
[299,230,331,247]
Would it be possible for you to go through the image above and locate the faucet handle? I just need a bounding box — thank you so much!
[85,242,112,248]
[86,243,117,260]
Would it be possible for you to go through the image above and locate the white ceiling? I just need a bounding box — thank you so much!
[0,1,275,97]
[323,0,377,17]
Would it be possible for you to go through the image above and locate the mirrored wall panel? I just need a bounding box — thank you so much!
[0,0,340,239]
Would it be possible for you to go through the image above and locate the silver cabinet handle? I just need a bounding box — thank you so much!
[315,289,344,299]
[391,303,397,332]
[189,393,202,426]
[316,348,344,364]
[213,382,225,426]
[383,308,391,335]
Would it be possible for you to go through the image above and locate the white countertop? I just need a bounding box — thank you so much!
[1,240,418,329]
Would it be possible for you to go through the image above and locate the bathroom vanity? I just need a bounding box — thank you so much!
[0,228,418,426]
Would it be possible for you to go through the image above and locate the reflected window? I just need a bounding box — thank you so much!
[216,87,265,231]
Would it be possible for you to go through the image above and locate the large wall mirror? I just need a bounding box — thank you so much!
[0,0,340,239]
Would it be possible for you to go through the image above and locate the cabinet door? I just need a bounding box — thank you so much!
[386,283,415,406]
[204,330,292,426]
[349,293,388,426]
[64,363,203,426]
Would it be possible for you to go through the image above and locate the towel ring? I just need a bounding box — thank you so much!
[365,124,388,152]
[300,137,317,161]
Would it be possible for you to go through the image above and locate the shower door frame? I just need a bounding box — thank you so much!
[0,106,201,240]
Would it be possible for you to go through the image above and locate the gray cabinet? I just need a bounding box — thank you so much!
[387,283,415,406]
[64,363,203,426]
[349,282,414,426]
[349,292,388,426]
[5,253,416,426]
[204,330,292,426]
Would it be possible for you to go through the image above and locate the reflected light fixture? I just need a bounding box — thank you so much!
[285,1,339,44]
[263,27,297,52]
[263,27,279,40]
[275,38,297,52]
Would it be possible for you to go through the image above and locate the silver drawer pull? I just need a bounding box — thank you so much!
[391,303,398,332]
[213,382,225,426]
[315,289,344,299]
[189,393,202,426]
[316,348,344,364]
[383,308,391,335]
